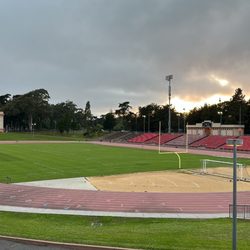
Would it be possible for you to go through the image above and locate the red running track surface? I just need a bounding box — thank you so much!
[0,184,249,214]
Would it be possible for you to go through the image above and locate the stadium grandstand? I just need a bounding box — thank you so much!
[189,135,237,149]
[145,133,182,145]
[128,133,158,143]
[100,120,250,152]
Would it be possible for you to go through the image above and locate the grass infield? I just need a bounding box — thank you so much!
[0,212,249,250]
[0,132,84,141]
[0,142,249,183]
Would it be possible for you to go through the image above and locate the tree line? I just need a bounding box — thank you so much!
[0,88,250,134]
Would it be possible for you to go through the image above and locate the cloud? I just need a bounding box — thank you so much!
[0,0,250,115]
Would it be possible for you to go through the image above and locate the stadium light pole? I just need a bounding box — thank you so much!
[218,111,223,135]
[218,111,223,124]
[239,105,242,125]
[32,123,36,137]
[177,113,180,132]
[166,75,173,133]
[142,115,146,133]
[226,138,243,250]
[183,108,186,133]
[148,114,150,132]
[135,113,138,132]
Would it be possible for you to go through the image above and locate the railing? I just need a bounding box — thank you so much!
[229,204,250,219]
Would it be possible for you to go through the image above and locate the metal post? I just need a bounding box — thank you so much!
[177,114,180,132]
[183,108,186,133]
[142,115,146,133]
[239,105,241,125]
[148,115,150,132]
[135,115,137,132]
[232,141,237,250]
[166,75,173,133]
[218,111,223,135]
[168,79,171,133]
[226,138,243,250]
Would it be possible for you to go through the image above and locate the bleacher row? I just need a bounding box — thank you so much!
[100,132,250,151]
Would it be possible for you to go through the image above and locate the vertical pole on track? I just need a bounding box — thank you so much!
[232,141,237,250]
[226,138,243,250]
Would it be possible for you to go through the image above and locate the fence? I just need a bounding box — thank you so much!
[229,204,250,219]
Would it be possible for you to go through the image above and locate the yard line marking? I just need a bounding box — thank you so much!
[192,182,200,188]
[166,179,178,187]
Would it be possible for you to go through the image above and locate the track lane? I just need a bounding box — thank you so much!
[0,184,249,214]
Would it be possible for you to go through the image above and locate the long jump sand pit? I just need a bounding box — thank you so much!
[88,167,250,193]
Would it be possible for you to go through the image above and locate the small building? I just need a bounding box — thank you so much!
[186,120,244,137]
[0,112,4,132]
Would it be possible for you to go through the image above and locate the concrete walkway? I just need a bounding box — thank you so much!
[16,177,97,190]
[0,236,136,250]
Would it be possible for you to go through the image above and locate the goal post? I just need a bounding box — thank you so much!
[200,159,248,181]
[158,121,188,169]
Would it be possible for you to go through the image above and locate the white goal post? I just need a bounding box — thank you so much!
[158,121,188,169]
[201,159,246,180]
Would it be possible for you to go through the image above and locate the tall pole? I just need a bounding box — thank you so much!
[142,115,146,133]
[148,114,150,132]
[177,114,180,133]
[226,138,243,250]
[135,114,137,132]
[232,141,237,250]
[239,105,241,125]
[183,108,186,133]
[166,75,173,133]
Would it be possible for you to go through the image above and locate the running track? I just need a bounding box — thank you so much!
[0,183,249,214]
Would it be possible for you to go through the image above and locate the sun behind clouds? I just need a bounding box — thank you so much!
[209,74,229,87]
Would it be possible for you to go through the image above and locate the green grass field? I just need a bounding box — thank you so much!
[0,212,249,250]
[0,142,249,183]
[0,132,84,141]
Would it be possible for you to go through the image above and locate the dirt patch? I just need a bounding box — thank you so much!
[88,168,250,193]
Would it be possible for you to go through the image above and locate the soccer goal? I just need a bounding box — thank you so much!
[158,121,188,169]
[200,159,250,181]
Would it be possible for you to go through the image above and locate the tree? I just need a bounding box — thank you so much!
[115,101,132,130]
[223,88,246,125]
[4,89,50,131]
[52,101,77,133]
[103,112,116,131]
[0,94,11,108]
[115,101,132,117]
[83,101,93,132]
[22,89,50,130]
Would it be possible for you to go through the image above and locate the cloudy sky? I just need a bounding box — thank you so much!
[1,0,250,115]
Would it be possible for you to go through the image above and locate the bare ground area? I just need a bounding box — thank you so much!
[88,167,250,193]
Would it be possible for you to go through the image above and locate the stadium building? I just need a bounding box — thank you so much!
[186,120,244,136]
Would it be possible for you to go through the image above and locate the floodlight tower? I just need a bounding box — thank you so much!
[166,75,173,133]
[142,115,146,133]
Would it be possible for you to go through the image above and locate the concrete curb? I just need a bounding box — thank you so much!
[0,235,138,250]
[0,205,229,219]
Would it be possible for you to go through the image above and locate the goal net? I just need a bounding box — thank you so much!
[200,159,250,181]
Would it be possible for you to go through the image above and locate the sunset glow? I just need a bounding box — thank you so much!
[172,95,229,113]
[209,74,229,87]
